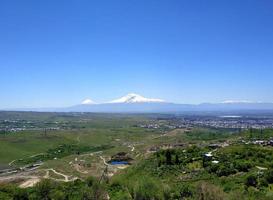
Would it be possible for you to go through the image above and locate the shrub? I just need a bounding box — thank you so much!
[134,176,163,200]
[34,179,54,200]
[234,161,252,172]
[245,175,257,187]
[196,182,227,200]
[265,170,273,184]
[13,188,29,200]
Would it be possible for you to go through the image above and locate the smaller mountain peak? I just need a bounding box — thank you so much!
[81,99,96,105]
[221,100,255,104]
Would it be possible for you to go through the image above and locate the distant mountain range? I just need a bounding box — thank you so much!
[64,93,273,113]
[3,93,273,113]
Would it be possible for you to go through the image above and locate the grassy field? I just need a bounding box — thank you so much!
[0,131,72,165]
[0,113,162,170]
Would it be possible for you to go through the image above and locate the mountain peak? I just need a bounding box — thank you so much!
[81,99,96,105]
[109,93,165,103]
[221,100,256,104]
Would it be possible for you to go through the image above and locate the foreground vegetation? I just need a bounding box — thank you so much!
[108,145,273,199]
[1,112,273,199]
[0,143,273,200]
[2,143,273,199]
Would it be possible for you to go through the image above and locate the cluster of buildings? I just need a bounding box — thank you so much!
[240,139,273,146]
[172,117,273,129]
[0,119,62,133]
[140,116,273,130]
[183,116,273,129]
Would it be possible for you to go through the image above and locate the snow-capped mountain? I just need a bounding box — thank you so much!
[61,93,171,112]
[81,99,96,105]
[64,96,273,113]
[109,93,165,103]
[6,94,273,113]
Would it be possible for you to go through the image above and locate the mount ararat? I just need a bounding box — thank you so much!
[63,93,273,113]
[3,93,273,113]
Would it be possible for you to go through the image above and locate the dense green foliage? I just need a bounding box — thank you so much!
[0,178,106,200]
[107,144,273,200]
[2,145,273,199]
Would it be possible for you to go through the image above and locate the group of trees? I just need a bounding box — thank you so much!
[2,164,273,199]
[245,169,273,189]
[0,176,196,200]
[204,145,273,177]
[109,175,220,200]
[157,149,180,166]
[156,146,202,167]
[0,177,106,200]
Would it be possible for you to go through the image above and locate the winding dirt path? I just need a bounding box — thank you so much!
[44,168,70,181]
[100,156,110,166]
[8,153,44,166]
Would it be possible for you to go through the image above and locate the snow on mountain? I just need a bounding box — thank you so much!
[81,99,96,105]
[221,100,256,104]
[109,93,165,103]
[8,95,273,113]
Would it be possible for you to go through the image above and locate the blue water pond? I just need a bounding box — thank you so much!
[110,161,128,165]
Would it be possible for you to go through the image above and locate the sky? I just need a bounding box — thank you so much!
[0,0,273,108]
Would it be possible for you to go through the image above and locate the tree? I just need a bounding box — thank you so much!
[175,154,180,165]
[34,179,54,200]
[245,175,257,187]
[86,176,105,200]
[165,150,172,165]
[265,169,273,184]
[109,180,132,200]
[234,161,252,172]
[13,188,29,200]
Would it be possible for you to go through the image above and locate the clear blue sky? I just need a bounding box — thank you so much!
[1,0,273,108]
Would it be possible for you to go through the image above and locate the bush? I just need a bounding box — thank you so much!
[177,184,193,199]
[13,188,29,200]
[134,177,164,200]
[245,175,257,187]
[216,164,236,177]
[265,169,273,184]
[49,190,65,200]
[196,182,227,200]
[234,161,252,172]
[34,179,54,200]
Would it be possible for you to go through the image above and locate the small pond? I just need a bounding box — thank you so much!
[110,161,129,165]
